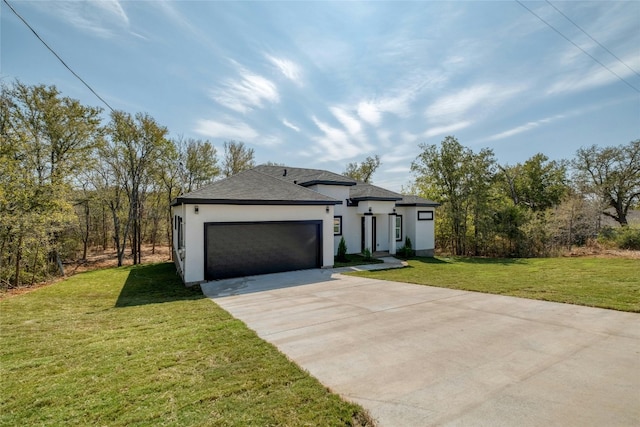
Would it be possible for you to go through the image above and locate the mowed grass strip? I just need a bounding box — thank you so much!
[0,263,372,426]
[349,257,640,312]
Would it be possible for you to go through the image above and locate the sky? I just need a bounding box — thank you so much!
[2,1,639,191]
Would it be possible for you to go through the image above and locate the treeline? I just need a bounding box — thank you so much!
[411,136,640,257]
[1,81,255,288]
[2,82,638,287]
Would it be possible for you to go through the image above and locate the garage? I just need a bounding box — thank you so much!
[204,221,322,280]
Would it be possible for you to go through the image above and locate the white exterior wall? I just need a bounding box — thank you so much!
[397,207,436,253]
[171,204,186,278]
[175,203,334,284]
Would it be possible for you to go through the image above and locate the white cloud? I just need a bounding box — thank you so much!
[423,121,472,139]
[265,55,303,85]
[194,117,258,140]
[384,166,411,174]
[282,119,300,132]
[330,106,362,137]
[425,83,524,126]
[36,0,131,38]
[211,69,279,113]
[357,101,382,126]
[310,116,372,161]
[546,53,640,96]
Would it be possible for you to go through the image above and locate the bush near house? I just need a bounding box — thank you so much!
[337,237,348,262]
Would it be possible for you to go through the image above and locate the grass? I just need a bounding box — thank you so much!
[333,254,384,268]
[349,257,640,312]
[0,263,373,426]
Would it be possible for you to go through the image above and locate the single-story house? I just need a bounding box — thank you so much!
[170,165,439,284]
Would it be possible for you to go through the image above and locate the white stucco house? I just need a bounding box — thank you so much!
[170,165,439,284]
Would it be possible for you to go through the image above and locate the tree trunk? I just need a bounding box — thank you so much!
[13,234,22,288]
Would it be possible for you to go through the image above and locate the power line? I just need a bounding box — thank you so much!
[3,0,115,112]
[516,0,639,93]
[546,0,640,79]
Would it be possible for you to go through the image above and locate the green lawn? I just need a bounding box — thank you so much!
[349,257,640,312]
[0,263,373,427]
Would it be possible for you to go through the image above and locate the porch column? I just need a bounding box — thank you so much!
[363,213,373,253]
[388,213,397,255]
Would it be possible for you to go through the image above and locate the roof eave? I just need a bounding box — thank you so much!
[171,198,341,206]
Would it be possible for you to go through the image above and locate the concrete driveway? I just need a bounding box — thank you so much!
[201,266,640,426]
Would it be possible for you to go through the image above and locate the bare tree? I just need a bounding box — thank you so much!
[223,140,255,177]
[343,155,381,183]
[573,140,640,226]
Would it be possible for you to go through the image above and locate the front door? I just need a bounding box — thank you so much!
[360,216,377,253]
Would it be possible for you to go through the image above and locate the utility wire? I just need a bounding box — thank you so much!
[3,0,115,112]
[516,0,639,93]
[546,0,640,78]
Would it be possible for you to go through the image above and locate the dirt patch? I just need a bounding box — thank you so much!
[1,245,172,300]
[563,246,640,259]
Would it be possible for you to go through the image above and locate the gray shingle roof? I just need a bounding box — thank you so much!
[396,195,440,207]
[349,183,403,201]
[171,169,340,206]
[253,165,356,187]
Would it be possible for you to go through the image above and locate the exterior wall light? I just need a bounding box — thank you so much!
[326,206,330,213]
[194,205,199,214]
[368,207,372,213]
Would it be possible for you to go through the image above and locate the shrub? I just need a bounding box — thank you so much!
[362,247,373,261]
[617,227,640,250]
[337,237,348,262]
[397,236,415,259]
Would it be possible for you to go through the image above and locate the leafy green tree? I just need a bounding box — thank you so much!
[573,140,640,226]
[0,82,103,287]
[223,140,255,177]
[411,136,495,255]
[499,153,568,212]
[343,155,381,183]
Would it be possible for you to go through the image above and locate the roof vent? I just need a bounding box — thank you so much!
[283,169,287,176]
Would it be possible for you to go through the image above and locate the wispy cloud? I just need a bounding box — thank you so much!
[423,121,473,139]
[265,55,303,85]
[330,106,363,139]
[211,68,279,113]
[356,76,436,127]
[282,119,300,132]
[483,115,564,142]
[310,116,372,161]
[195,117,258,140]
[546,53,640,95]
[35,0,132,39]
[357,101,382,126]
[425,83,524,130]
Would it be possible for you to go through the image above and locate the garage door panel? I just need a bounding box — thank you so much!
[205,221,321,280]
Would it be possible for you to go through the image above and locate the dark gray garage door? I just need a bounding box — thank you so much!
[205,221,322,280]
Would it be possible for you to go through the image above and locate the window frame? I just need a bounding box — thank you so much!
[417,210,434,221]
[395,215,403,241]
[333,216,342,236]
[177,216,184,249]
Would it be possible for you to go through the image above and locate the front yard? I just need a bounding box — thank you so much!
[0,263,372,426]
[349,257,640,312]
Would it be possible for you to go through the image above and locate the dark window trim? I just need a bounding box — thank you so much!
[418,210,434,221]
[395,214,403,241]
[177,216,184,249]
[333,216,342,236]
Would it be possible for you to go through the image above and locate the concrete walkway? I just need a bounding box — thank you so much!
[201,265,640,426]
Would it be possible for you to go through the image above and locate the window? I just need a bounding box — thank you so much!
[417,210,434,221]
[333,216,342,235]
[177,216,184,249]
[395,215,402,241]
